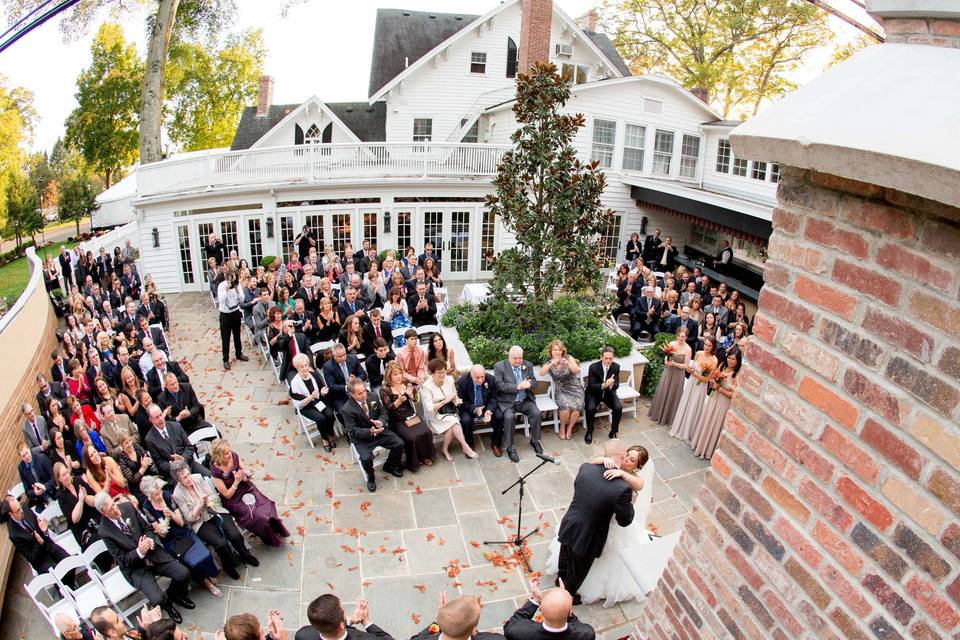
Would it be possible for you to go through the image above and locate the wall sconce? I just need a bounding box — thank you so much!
[383,210,391,233]
[266,216,275,239]
[151,227,159,248]
[640,216,648,235]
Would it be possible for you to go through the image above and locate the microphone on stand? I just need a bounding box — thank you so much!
[536,452,560,465]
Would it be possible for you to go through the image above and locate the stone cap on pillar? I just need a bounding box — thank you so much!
[867,0,960,19]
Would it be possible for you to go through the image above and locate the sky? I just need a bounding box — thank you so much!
[0,0,876,155]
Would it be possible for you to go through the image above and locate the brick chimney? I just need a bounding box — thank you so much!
[690,86,709,104]
[869,0,960,46]
[577,9,597,33]
[518,0,552,74]
[257,75,274,118]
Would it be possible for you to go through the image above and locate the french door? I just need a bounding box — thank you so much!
[421,209,472,277]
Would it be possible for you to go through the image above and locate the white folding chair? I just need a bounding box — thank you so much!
[188,424,221,464]
[53,529,82,557]
[8,482,25,501]
[82,540,147,624]
[416,324,440,345]
[25,573,82,634]
[616,368,641,422]
[351,442,387,484]
[311,340,338,357]
[51,555,111,620]
[533,379,560,434]
[287,379,322,448]
[37,500,64,528]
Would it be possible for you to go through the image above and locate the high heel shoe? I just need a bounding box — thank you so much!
[465,449,478,459]
[443,450,453,462]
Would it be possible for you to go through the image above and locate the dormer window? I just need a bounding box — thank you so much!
[470,52,487,74]
[561,63,588,85]
[304,124,322,144]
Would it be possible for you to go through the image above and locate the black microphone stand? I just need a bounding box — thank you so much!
[483,457,553,573]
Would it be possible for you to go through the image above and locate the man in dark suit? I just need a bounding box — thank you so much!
[584,347,622,443]
[630,286,661,339]
[504,576,595,640]
[456,365,502,455]
[492,347,542,463]
[21,402,49,452]
[157,375,211,435]
[137,316,168,354]
[17,441,55,509]
[362,309,392,354]
[364,339,395,391]
[1,494,71,576]
[146,351,189,399]
[112,345,143,389]
[712,239,734,273]
[50,349,68,383]
[611,272,641,320]
[278,320,315,382]
[295,593,395,640]
[294,274,321,315]
[408,282,438,327]
[58,246,74,290]
[290,298,318,342]
[417,242,441,271]
[556,441,634,604]
[338,286,368,325]
[338,377,404,493]
[94,492,192,623]
[641,229,661,264]
[143,404,210,479]
[322,344,367,413]
[411,594,501,640]
[36,373,68,421]
[667,305,699,352]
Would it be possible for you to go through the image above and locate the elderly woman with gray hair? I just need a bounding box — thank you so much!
[139,474,223,597]
[170,459,258,579]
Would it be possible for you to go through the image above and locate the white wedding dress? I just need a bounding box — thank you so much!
[545,461,658,607]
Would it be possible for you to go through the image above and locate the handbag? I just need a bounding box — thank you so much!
[438,402,458,417]
[404,414,422,427]
[169,534,196,560]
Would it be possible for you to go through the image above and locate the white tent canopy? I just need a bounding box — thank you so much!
[93,169,137,229]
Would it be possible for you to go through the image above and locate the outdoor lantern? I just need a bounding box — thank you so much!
[151,227,159,248]
[266,216,275,239]
[383,210,391,233]
[640,216,648,234]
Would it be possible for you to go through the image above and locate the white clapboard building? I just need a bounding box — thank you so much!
[125,0,778,297]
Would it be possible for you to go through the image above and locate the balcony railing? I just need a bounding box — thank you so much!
[137,142,513,197]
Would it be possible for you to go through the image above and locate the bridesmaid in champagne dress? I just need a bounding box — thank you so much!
[692,351,741,459]
[669,337,718,444]
[648,327,692,425]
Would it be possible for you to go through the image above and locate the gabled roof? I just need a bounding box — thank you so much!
[230,104,300,151]
[584,31,631,77]
[367,8,479,98]
[229,99,387,151]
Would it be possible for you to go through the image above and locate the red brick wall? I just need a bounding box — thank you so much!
[519,0,552,74]
[881,17,960,47]
[634,168,960,639]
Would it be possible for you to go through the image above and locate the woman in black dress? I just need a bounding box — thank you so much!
[625,232,642,262]
[54,461,100,549]
[380,361,435,472]
[115,434,160,503]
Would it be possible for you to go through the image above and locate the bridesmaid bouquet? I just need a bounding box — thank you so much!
[695,364,715,386]
[662,343,677,356]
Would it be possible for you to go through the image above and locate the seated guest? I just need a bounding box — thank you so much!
[290,298,317,342]
[139,476,223,598]
[172,461,257,580]
[456,365,502,455]
[54,613,97,640]
[226,610,290,640]
[158,374,212,434]
[504,576,595,640]
[322,344,365,413]
[95,492,192,623]
[136,316,168,354]
[1,494,71,576]
[37,372,69,421]
[114,434,159,503]
[74,419,107,460]
[427,332,458,377]
[296,594,394,640]
[408,282,438,327]
[337,286,367,325]
[703,295,729,333]
[315,297,343,343]
[422,358,477,461]
[90,605,160,640]
[112,346,142,389]
[365,338,395,391]
[138,336,168,378]
[382,286,412,346]
[98,403,139,456]
[611,271,640,320]
[209,439,290,547]
[289,353,337,453]
[143,404,210,479]
[49,428,82,476]
[67,358,95,406]
[493,346,543,463]
[146,350,189,399]
[251,287,277,343]
[17,441,55,509]
[21,401,49,452]
[340,376,405,493]
[380,361,435,472]
[395,329,426,386]
[660,289,680,320]
[67,395,101,432]
[339,313,368,357]
[538,340,584,442]
[583,347,622,444]
[84,445,136,506]
[54,462,100,549]
[411,593,501,640]
[362,309,392,354]
[630,286,660,340]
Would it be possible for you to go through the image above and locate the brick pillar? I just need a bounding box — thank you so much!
[518,0,552,74]
[633,169,960,639]
[881,16,960,46]
[257,75,274,117]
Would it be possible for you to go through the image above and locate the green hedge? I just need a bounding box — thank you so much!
[639,332,679,397]
[260,255,278,269]
[0,240,36,267]
[442,296,633,369]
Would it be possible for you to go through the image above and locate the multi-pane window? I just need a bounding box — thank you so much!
[599,213,623,268]
[692,225,719,254]
[561,63,588,85]
[449,211,470,272]
[480,210,496,271]
[280,216,295,259]
[396,211,412,253]
[622,124,645,171]
[363,212,378,249]
[461,120,479,143]
[177,225,194,285]
[247,218,263,267]
[305,124,322,144]
[716,139,732,173]
[732,156,748,177]
[304,214,325,252]
[220,220,239,259]
[751,161,768,181]
[413,118,433,142]
[331,213,351,253]
[591,119,616,168]
[770,163,781,183]
[470,52,487,74]
[506,38,518,78]
[198,222,214,282]
[652,130,674,176]
[679,134,701,178]
[423,212,443,263]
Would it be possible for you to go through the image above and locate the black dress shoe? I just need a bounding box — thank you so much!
[571,594,582,606]
[237,353,249,362]
[609,431,618,439]
[170,594,195,609]
[223,361,231,370]
[162,602,182,624]
[241,552,260,567]
[386,466,403,478]
[323,442,333,453]
[366,480,377,492]
[531,441,544,455]
[507,448,519,463]
[584,432,593,445]
[226,565,241,580]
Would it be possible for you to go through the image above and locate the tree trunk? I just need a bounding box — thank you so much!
[104,168,112,190]
[75,215,80,236]
[139,0,180,165]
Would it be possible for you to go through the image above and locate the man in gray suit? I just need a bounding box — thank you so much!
[20,402,49,452]
[349,274,376,309]
[121,239,138,275]
[251,287,276,343]
[493,346,542,463]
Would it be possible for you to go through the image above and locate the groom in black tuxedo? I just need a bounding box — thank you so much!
[555,440,634,604]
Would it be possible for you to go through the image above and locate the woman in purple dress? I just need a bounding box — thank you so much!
[209,439,289,547]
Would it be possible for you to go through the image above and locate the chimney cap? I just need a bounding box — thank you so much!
[866,0,960,18]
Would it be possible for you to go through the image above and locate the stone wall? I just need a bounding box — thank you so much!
[634,168,960,639]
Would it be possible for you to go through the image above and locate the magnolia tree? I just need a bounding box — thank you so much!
[486,62,614,305]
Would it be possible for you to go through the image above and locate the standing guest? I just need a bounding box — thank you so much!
[295,594,395,640]
[54,462,100,548]
[711,239,734,273]
[380,361,435,471]
[641,229,661,264]
[624,232,642,263]
[669,337,718,444]
[690,350,742,459]
[583,347,622,444]
[538,340,584,441]
[210,439,290,547]
[43,258,61,292]
[703,295,729,333]
[289,353,337,453]
[217,271,249,370]
[1,494,71,575]
[17,441,55,509]
[504,576,595,640]
[427,332,458,377]
[121,239,138,275]
[322,344,366,413]
[337,286,367,325]
[651,236,677,272]
[395,328,426,386]
[648,327,693,426]
[402,246,419,275]
[421,359,477,461]
[296,225,317,261]
[339,377,405,493]
[364,338,395,392]
[59,246,74,290]
[408,282,438,326]
[205,233,226,266]
[456,365,501,455]
[493,346,543,463]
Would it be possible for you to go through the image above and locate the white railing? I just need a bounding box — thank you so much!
[80,220,140,258]
[137,142,513,197]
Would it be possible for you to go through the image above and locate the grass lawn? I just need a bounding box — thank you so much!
[0,239,81,302]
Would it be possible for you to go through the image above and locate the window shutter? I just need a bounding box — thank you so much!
[322,123,333,144]
[294,124,304,145]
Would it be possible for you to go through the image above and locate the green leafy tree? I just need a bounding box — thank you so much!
[3,169,41,247]
[487,63,613,305]
[0,75,35,224]
[59,174,101,236]
[601,0,832,118]
[164,28,266,151]
[64,23,142,188]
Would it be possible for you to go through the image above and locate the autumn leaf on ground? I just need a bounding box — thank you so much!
[348,566,358,572]
[415,486,423,495]
[411,613,421,624]
[437,537,445,546]
[325,487,334,498]
[263,473,275,481]
[414,584,426,593]
[426,532,435,542]
[296,526,305,537]
[359,501,372,513]
[445,559,462,578]
[391,546,406,555]
[469,540,481,548]
[287,551,294,565]
[362,580,371,588]
[340,544,355,553]
[332,500,341,509]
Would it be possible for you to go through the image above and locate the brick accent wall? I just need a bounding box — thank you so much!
[518,0,552,74]
[881,17,960,47]
[634,168,960,639]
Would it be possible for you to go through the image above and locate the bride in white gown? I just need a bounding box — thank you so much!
[545,445,656,607]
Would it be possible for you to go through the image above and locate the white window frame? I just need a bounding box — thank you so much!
[652,130,675,176]
[304,123,323,145]
[561,63,588,85]
[470,51,487,74]
[716,139,732,174]
[770,163,782,183]
[590,118,617,169]
[679,134,701,179]
[732,156,748,177]
[751,161,768,181]
[622,123,646,172]
[412,118,433,143]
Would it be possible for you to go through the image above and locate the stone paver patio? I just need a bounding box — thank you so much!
[2,292,709,640]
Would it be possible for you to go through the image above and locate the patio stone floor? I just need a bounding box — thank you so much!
[2,292,710,640]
